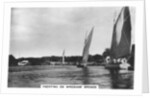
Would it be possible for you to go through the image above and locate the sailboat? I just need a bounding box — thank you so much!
[62,50,65,65]
[105,7,132,70]
[77,27,94,68]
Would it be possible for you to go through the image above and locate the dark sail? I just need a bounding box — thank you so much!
[110,7,131,59]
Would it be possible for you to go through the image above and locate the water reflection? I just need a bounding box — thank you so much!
[109,70,133,89]
[82,67,90,84]
[8,66,133,88]
[79,67,133,89]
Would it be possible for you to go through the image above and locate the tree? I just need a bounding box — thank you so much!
[102,48,111,58]
[9,55,17,66]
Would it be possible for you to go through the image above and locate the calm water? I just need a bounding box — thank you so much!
[8,65,133,89]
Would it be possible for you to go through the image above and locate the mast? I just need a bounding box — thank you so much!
[110,7,131,59]
[82,27,94,66]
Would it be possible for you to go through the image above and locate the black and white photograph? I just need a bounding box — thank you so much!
[7,6,136,89]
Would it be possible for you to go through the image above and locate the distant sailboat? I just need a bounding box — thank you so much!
[105,7,132,70]
[62,50,65,65]
[77,27,94,67]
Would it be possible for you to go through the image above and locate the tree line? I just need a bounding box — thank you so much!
[9,54,104,66]
[9,44,135,67]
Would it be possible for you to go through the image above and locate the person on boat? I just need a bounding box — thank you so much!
[119,58,131,70]
[117,58,121,63]
[113,59,117,64]
[105,56,111,64]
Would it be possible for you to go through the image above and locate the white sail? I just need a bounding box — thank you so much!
[81,27,94,66]
[62,50,65,65]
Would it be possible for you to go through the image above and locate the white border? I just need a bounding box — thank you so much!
[1,0,144,95]
[146,0,150,93]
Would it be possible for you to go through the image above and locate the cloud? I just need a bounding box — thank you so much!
[10,7,135,58]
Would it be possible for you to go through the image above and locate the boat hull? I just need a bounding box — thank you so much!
[77,64,87,68]
[105,64,120,70]
[105,63,134,71]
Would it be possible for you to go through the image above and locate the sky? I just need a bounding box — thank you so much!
[10,7,135,58]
